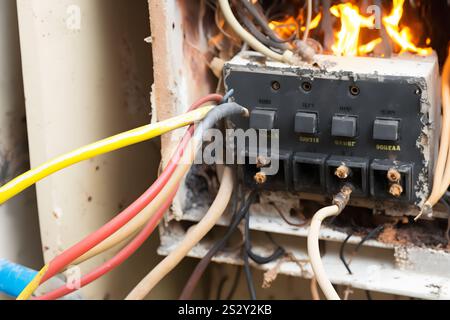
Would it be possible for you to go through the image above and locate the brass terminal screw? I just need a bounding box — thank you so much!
[254,171,267,185]
[335,165,350,179]
[389,183,403,198]
[387,168,401,183]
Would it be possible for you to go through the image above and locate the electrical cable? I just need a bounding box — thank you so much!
[16,265,48,300]
[125,103,248,300]
[44,103,218,276]
[71,94,225,266]
[238,0,290,44]
[17,94,224,299]
[125,166,234,300]
[418,48,450,219]
[178,190,258,300]
[270,201,308,227]
[353,225,385,254]
[307,186,352,301]
[35,189,177,300]
[35,102,247,300]
[0,106,213,205]
[218,0,295,64]
[303,0,313,41]
[307,204,341,300]
[310,277,320,300]
[308,205,340,300]
[243,237,257,300]
[224,266,242,300]
[216,275,229,300]
[244,209,285,265]
[339,233,353,275]
[237,8,288,52]
[338,225,384,301]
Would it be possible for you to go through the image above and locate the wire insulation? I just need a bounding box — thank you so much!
[218,0,294,63]
[307,205,341,300]
[179,190,257,300]
[125,103,247,300]
[16,265,48,300]
[0,106,213,205]
[18,95,223,298]
[125,166,234,300]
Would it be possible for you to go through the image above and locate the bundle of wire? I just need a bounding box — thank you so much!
[15,94,222,300]
[125,104,248,300]
[14,94,247,300]
[178,190,257,300]
[178,189,285,300]
[34,102,246,300]
[418,48,450,219]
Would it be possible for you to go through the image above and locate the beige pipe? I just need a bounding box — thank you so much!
[16,0,159,299]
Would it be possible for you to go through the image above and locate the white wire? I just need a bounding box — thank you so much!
[303,0,313,41]
[307,205,341,300]
[218,0,294,64]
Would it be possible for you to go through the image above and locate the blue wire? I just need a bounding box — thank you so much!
[0,259,38,298]
[222,89,235,103]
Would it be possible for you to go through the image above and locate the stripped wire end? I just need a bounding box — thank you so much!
[332,185,353,213]
[414,202,433,221]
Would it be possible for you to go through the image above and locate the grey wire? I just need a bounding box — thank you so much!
[193,102,247,143]
[222,89,235,103]
[238,0,289,44]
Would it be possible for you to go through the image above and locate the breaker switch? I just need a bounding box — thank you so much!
[249,109,277,130]
[331,115,357,138]
[373,118,399,141]
[295,112,318,134]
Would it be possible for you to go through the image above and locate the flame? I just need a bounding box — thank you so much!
[358,38,382,55]
[269,12,322,40]
[301,12,322,32]
[264,0,432,57]
[382,0,432,56]
[330,3,378,56]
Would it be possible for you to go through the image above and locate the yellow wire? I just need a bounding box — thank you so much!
[16,264,49,300]
[0,106,213,205]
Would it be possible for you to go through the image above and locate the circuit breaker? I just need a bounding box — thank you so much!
[224,52,440,207]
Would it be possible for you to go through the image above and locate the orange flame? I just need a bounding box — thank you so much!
[269,12,322,40]
[383,0,432,56]
[330,3,379,56]
[265,0,431,57]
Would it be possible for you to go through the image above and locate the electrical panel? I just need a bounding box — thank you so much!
[224,52,440,207]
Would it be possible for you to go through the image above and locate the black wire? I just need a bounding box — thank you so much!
[238,0,291,43]
[237,9,288,52]
[242,197,286,301]
[179,190,257,299]
[216,275,229,300]
[339,232,353,275]
[354,225,385,254]
[225,266,242,300]
[244,205,285,265]
[241,192,258,300]
[243,242,257,300]
[340,225,385,276]
[338,225,384,300]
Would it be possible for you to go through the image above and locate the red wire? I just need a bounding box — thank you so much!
[36,188,177,300]
[40,94,223,284]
